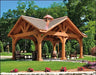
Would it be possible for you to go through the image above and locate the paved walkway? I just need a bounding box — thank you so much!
[0,56,89,63]
[0,56,12,59]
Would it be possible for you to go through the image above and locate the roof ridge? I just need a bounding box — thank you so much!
[21,15,44,21]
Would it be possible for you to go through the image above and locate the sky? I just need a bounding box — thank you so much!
[1,0,63,18]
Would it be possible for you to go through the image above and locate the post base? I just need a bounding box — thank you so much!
[60,57,66,60]
[79,56,83,58]
[37,58,43,61]
[12,57,15,60]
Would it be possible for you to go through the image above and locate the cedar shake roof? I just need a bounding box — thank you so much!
[22,15,67,30]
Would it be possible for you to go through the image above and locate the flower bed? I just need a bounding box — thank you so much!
[84,61,96,70]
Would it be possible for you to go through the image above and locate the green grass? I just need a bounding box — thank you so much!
[0,52,32,56]
[77,55,96,61]
[1,59,85,72]
[0,52,12,56]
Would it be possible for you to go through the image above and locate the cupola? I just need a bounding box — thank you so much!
[43,15,53,30]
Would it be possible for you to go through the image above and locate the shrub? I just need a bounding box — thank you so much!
[60,67,67,72]
[42,43,49,54]
[10,68,18,72]
[78,67,85,71]
[30,40,35,52]
[27,68,34,72]
[16,44,20,51]
[0,41,4,52]
[45,67,51,72]
[84,61,96,69]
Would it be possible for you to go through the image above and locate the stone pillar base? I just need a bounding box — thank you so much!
[60,57,66,60]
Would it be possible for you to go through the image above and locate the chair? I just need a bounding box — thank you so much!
[70,51,77,59]
[32,51,37,60]
[15,51,25,60]
[42,54,49,59]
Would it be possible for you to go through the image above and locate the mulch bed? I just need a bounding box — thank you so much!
[19,68,95,72]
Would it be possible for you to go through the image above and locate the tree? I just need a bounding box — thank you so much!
[65,40,71,55]
[46,41,53,53]
[83,21,95,54]
[42,42,49,54]
[16,44,20,51]
[64,0,95,29]
[0,41,4,52]
[30,40,35,52]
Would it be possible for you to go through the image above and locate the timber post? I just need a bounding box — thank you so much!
[12,38,16,60]
[61,37,67,60]
[37,34,43,61]
[78,38,83,58]
[53,42,56,51]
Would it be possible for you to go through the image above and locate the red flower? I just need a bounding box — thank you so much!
[60,67,67,72]
[45,67,51,72]
[14,68,18,72]
[27,68,34,72]
[78,67,85,71]
[10,68,18,72]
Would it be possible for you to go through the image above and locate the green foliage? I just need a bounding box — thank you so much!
[66,41,71,55]
[16,44,20,51]
[0,41,4,52]
[42,42,49,54]
[30,40,35,51]
[64,0,95,28]
[83,21,96,54]
[0,52,12,56]
[46,41,53,53]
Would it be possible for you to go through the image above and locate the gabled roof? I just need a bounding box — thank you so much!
[21,15,67,30]
[8,15,87,37]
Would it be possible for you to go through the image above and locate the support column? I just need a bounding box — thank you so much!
[12,38,16,60]
[37,40,43,61]
[53,43,56,51]
[79,38,83,58]
[61,37,66,60]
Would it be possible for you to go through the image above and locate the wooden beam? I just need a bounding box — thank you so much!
[21,36,36,41]
[25,24,30,32]
[59,24,63,32]
[8,17,22,37]
[12,30,38,38]
[42,31,68,39]
[20,25,24,32]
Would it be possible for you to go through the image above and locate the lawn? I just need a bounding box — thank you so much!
[0,52,32,56]
[1,59,85,73]
[0,52,12,56]
[77,55,96,61]
[1,52,95,73]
